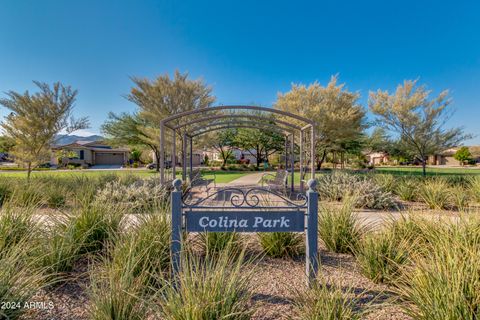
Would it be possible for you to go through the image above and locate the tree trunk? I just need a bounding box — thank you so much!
[316,150,327,170]
[421,159,427,177]
[27,162,32,181]
[256,146,262,168]
[153,150,160,172]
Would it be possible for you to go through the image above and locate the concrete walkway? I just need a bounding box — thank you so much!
[219,172,265,186]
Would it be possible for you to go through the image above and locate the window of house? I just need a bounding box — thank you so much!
[79,150,84,160]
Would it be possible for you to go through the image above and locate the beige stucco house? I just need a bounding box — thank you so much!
[51,141,130,167]
[366,152,390,165]
[429,146,480,166]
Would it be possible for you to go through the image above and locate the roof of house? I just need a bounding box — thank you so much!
[440,146,480,157]
[53,140,129,152]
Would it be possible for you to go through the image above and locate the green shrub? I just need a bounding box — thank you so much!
[198,232,242,256]
[396,217,480,319]
[317,172,396,209]
[291,280,360,320]
[156,248,254,320]
[318,198,366,254]
[419,179,451,209]
[258,232,303,258]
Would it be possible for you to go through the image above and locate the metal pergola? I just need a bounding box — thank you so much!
[160,105,315,193]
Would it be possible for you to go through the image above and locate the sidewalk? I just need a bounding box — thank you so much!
[218,172,264,187]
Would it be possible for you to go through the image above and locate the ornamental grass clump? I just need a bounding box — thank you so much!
[394,178,419,201]
[291,280,360,320]
[448,184,470,211]
[318,197,367,254]
[71,201,124,255]
[0,205,39,254]
[355,229,411,284]
[372,173,396,193]
[41,200,124,277]
[468,176,480,203]
[419,178,451,209]
[317,172,396,209]
[0,241,49,320]
[156,248,255,320]
[198,231,243,256]
[396,217,480,320]
[88,211,171,320]
[258,232,304,258]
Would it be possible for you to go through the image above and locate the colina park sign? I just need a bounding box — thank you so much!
[170,179,319,286]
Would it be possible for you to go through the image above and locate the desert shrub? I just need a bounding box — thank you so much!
[258,232,303,258]
[156,248,255,320]
[419,179,451,209]
[89,212,171,319]
[373,174,396,193]
[291,280,360,320]
[396,217,480,319]
[198,232,242,256]
[96,177,169,212]
[318,198,366,254]
[394,178,419,201]
[0,241,48,320]
[355,229,411,284]
[317,172,396,209]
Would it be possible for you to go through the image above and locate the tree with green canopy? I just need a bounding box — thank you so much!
[101,112,160,166]
[0,81,89,179]
[454,146,472,166]
[102,71,215,170]
[233,127,285,168]
[275,75,366,169]
[369,80,471,176]
[208,128,237,168]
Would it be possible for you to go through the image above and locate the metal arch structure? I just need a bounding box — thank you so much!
[160,105,315,193]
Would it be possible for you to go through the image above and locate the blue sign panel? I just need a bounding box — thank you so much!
[185,210,305,232]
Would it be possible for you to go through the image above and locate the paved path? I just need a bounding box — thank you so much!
[219,172,264,187]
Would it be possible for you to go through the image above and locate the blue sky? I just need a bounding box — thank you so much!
[0,0,479,143]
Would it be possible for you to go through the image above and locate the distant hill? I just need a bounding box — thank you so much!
[54,134,104,146]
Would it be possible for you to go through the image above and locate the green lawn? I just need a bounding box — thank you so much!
[0,168,251,184]
[375,166,480,176]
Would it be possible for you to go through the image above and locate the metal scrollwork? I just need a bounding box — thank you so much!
[182,187,307,208]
